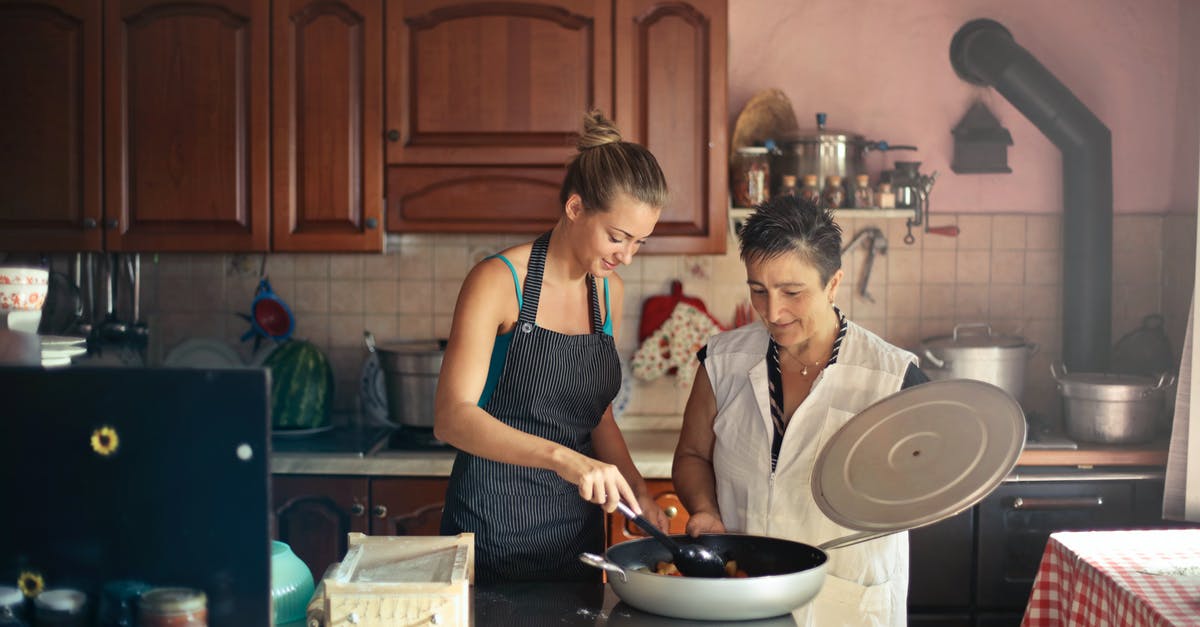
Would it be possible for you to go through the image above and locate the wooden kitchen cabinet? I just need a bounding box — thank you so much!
[0,0,103,252]
[272,0,384,252]
[272,475,371,583]
[385,0,728,254]
[104,0,271,252]
[607,479,691,544]
[369,477,448,536]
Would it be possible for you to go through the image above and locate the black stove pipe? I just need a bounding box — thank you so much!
[950,18,1112,372]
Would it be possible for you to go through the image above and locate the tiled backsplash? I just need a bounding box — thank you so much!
[83,211,1194,429]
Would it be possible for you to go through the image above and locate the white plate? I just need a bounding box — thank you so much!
[39,335,87,347]
[41,356,72,368]
[812,379,1026,533]
[164,338,246,369]
[360,353,393,426]
[41,345,87,360]
[272,424,336,437]
[249,341,283,367]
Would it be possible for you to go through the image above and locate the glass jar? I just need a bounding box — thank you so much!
[139,588,208,627]
[821,175,845,209]
[0,586,28,627]
[33,589,87,627]
[98,580,151,627]
[851,174,874,208]
[877,183,896,209]
[730,147,770,207]
[799,175,821,203]
[778,174,799,197]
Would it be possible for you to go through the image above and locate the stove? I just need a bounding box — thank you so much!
[270,424,391,456]
[376,426,456,452]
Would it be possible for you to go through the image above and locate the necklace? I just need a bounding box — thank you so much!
[780,348,826,376]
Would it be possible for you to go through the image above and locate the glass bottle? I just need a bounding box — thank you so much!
[876,182,896,209]
[731,147,770,207]
[821,175,845,209]
[139,588,208,627]
[0,585,29,627]
[799,175,821,203]
[851,174,874,208]
[778,174,799,197]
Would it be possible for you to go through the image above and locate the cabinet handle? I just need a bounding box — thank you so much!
[105,219,119,229]
[349,502,365,517]
[372,504,388,519]
[82,218,97,229]
[1011,496,1105,510]
[664,506,678,519]
[365,217,377,230]
[386,129,400,142]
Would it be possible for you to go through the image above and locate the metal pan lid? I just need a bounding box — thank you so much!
[811,379,1026,533]
[922,323,1028,349]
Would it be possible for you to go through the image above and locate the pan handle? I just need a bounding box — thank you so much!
[578,553,627,583]
[817,530,897,552]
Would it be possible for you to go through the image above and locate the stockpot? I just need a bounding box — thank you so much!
[1051,363,1175,444]
[774,113,916,195]
[921,323,1038,403]
[364,332,444,428]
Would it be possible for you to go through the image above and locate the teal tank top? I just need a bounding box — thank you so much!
[478,254,612,407]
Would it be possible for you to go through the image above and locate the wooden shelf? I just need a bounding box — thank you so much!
[729,206,916,228]
[1017,441,1169,467]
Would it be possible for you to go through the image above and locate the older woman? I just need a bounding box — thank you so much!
[673,194,928,625]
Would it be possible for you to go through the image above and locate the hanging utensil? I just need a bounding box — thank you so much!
[614,502,726,578]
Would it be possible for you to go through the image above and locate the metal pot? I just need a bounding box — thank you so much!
[774,113,916,197]
[364,332,444,428]
[581,534,827,621]
[921,323,1038,403]
[1051,363,1175,444]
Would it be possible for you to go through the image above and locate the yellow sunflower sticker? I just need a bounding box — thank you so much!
[17,570,44,597]
[91,425,119,456]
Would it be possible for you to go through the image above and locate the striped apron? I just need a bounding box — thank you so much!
[440,232,621,583]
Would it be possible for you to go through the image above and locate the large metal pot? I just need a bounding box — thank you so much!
[921,323,1037,403]
[774,113,916,196]
[582,534,827,621]
[1051,363,1175,444]
[364,332,444,428]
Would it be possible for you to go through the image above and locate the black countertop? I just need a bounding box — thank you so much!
[474,583,800,626]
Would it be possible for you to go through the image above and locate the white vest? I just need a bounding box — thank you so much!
[704,321,917,627]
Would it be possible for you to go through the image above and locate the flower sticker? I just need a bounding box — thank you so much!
[18,570,44,597]
[91,425,119,457]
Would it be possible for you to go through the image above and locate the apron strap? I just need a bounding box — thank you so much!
[587,276,602,334]
[767,339,785,473]
[518,232,551,326]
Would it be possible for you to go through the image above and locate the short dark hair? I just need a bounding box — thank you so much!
[739,194,843,286]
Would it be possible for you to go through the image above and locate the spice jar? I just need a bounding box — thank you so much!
[730,147,770,207]
[33,589,88,627]
[876,183,896,209]
[778,174,799,197]
[139,588,208,627]
[799,175,821,203]
[98,580,151,627]
[821,175,845,209]
[0,586,28,627]
[851,174,874,208]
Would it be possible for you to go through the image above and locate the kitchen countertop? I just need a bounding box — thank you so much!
[271,426,1168,478]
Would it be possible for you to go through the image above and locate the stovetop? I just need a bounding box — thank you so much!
[270,425,392,456]
[375,426,456,453]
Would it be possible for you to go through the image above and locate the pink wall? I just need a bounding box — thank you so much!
[729,0,1199,215]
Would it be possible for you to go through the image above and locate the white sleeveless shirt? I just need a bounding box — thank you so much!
[703,320,918,626]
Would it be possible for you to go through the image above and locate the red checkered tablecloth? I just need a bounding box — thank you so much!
[1022,529,1200,626]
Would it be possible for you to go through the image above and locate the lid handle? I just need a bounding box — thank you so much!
[952,322,993,341]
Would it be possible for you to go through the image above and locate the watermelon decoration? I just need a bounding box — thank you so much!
[263,339,334,430]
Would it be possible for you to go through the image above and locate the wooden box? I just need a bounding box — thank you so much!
[318,533,473,627]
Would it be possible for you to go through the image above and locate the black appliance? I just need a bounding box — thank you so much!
[0,366,271,627]
[379,425,455,452]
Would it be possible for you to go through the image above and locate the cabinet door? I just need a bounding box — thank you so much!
[273,0,383,252]
[608,479,690,545]
[0,0,102,252]
[369,477,448,536]
[272,475,370,583]
[615,0,727,254]
[976,481,1134,609]
[105,0,270,251]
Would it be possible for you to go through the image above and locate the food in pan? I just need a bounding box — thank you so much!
[639,559,749,578]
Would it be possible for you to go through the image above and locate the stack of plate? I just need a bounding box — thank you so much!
[40,335,87,368]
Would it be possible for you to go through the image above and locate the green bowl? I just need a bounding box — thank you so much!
[271,541,315,625]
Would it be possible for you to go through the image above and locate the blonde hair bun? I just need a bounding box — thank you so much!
[576,109,623,150]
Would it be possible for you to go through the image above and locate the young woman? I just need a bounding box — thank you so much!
[673,194,929,625]
[434,110,670,583]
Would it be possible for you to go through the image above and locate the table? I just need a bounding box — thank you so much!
[1022,529,1200,626]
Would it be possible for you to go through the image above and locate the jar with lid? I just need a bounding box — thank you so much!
[876,183,896,209]
[799,175,821,203]
[821,175,845,209]
[851,174,874,208]
[0,586,28,627]
[33,588,88,627]
[139,588,208,627]
[730,147,770,207]
[778,174,799,197]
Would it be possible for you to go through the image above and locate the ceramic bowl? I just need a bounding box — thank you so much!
[271,540,315,625]
[0,283,48,311]
[0,266,49,286]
